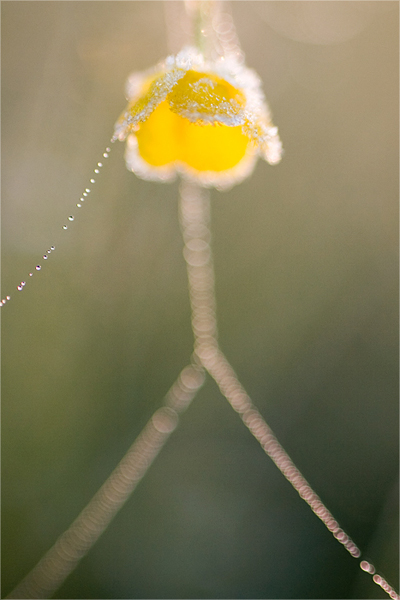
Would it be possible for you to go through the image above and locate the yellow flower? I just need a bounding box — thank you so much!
[114,48,282,189]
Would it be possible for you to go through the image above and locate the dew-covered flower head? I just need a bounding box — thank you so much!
[114,47,282,189]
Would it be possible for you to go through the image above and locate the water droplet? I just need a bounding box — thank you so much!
[83,192,88,197]
[43,254,48,259]
[47,249,52,254]
[63,225,68,230]
[90,178,95,183]
[29,272,33,277]
[360,561,375,574]
[1,299,5,304]
[50,246,55,251]
[106,147,111,152]
[68,215,74,221]
[21,281,26,286]
[97,162,103,168]
[77,203,82,208]
[6,296,11,300]
[17,286,23,291]
[103,153,109,158]
[85,188,91,193]
[36,265,41,271]
[94,169,100,174]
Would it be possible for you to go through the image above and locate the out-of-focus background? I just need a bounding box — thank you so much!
[2,2,398,599]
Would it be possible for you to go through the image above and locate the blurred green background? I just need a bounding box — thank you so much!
[2,2,398,599]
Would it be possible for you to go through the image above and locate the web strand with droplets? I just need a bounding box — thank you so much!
[5,176,398,600]
[0,143,114,308]
[4,3,398,597]
[6,364,205,599]
[178,179,399,600]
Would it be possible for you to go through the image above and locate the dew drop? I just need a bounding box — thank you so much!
[29,273,33,277]
[63,225,68,230]
[83,192,88,197]
[43,254,48,260]
[1,299,5,304]
[90,178,95,183]
[103,153,109,158]
[106,147,111,152]
[94,169,100,174]
[97,162,103,168]
[17,286,23,291]
[77,203,82,208]
[21,281,26,286]
[47,249,52,254]
[68,215,74,221]
[6,296,11,300]
[50,246,55,251]
[36,265,41,271]
[360,561,375,574]
[85,188,91,193]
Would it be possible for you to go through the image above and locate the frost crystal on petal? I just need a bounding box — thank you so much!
[167,70,246,126]
[114,46,283,185]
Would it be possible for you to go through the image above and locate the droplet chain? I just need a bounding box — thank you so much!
[0,142,114,308]
[4,177,398,599]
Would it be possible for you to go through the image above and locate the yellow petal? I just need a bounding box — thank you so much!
[167,70,246,125]
[135,98,251,172]
[115,48,283,187]
[115,69,186,137]
[135,100,180,167]
[179,119,250,172]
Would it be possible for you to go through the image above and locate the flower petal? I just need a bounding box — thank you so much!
[167,71,246,126]
[114,68,186,140]
[115,46,283,187]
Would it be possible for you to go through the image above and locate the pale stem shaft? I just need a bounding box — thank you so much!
[183,0,244,62]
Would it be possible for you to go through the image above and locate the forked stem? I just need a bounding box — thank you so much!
[7,180,398,600]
